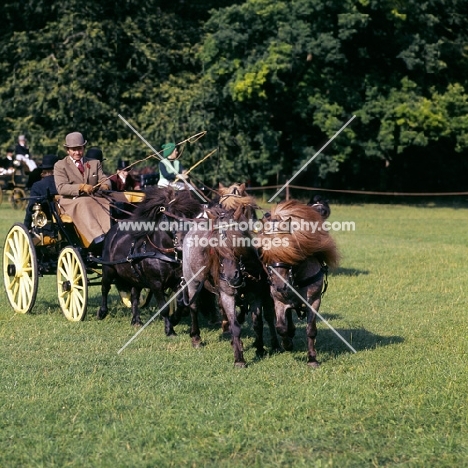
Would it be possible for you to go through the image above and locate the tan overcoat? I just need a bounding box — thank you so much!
[54,157,111,245]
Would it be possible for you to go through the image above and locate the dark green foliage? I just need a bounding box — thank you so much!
[1,0,467,191]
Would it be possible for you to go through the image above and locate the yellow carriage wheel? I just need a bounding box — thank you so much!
[57,247,88,321]
[3,223,38,314]
[10,187,27,210]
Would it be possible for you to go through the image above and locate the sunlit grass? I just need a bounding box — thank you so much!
[0,201,467,467]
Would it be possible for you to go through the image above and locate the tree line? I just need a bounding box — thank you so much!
[1,0,467,193]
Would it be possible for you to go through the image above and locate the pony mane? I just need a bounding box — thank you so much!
[258,199,339,267]
[199,205,254,286]
[130,187,202,221]
[217,182,259,217]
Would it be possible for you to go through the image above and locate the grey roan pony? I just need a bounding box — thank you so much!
[182,207,279,367]
[97,187,202,332]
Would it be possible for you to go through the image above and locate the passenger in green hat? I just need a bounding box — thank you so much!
[158,142,188,188]
[162,142,176,158]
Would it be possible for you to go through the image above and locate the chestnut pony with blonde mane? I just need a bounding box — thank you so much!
[257,199,339,367]
[217,182,259,221]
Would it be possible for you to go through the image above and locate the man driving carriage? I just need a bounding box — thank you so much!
[54,132,111,248]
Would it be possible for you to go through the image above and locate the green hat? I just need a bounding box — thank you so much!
[162,142,176,158]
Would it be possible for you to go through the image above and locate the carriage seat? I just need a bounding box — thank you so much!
[52,196,90,247]
[123,191,145,203]
[53,197,73,223]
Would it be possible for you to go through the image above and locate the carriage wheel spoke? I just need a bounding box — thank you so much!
[3,224,38,314]
[57,247,88,322]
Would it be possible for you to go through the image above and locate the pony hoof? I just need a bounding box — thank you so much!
[192,338,202,348]
[255,348,266,357]
[234,361,246,368]
[282,340,294,352]
[307,360,320,368]
[96,310,108,320]
[131,321,143,327]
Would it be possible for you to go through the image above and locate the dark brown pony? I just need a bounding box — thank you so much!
[257,199,339,367]
[182,206,279,367]
[97,187,202,332]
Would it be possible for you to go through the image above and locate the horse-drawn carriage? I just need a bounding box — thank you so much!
[2,190,145,321]
[3,182,339,366]
[0,162,30,210]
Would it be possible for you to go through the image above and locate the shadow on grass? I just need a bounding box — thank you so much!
[331,267,369,276]
[317,327,403,353]
[287,325,404,364]
[242,321,404,366]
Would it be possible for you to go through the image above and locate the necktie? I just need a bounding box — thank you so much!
[76,160,84,174]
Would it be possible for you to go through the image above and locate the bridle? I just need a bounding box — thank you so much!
[266,261,329,296]
[219,255,246,289]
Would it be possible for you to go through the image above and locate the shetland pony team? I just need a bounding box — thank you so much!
[98,182,339,367]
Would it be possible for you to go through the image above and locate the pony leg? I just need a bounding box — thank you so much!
[236,293,248,325]
[250,298,265,355]
[170,294,188,327]
[97,266,113,320]
[274,301,295,352]
[220,292,245,367]
[306,295,322,368]
[219,306,230,335]
[154,290,177,337]
[130,287,143,327]
[262,293,281,352]
[188,283,202,348]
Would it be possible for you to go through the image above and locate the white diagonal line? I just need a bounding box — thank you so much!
[117,266,205,354]
[269,267,357,353]
[268,115,356,202]
[118,114,161,157]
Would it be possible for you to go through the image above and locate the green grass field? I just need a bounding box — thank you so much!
[0,201,467,467]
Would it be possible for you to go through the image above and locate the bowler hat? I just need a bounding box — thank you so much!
[38,154,59,170]
[86,147,105,161]
[162,142,176,158]
[117,159,129,170]
[64,132,87,148]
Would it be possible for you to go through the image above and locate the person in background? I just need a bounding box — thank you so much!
[107,159,142,221]
[54,132,111,248]
[15,134,30,157]
[308,194,331,220]
[85,147,105,164]
[0,147,18,174]
[109,159,141,191]
[15,134,37,172]
[24,154,59,228]
[157,142,188,190]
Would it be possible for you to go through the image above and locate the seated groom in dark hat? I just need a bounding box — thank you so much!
[24,154,59,228]
[54,132,111,248]
[85,147,105,163]
[108,159,141,221]
[109,159,141,191]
